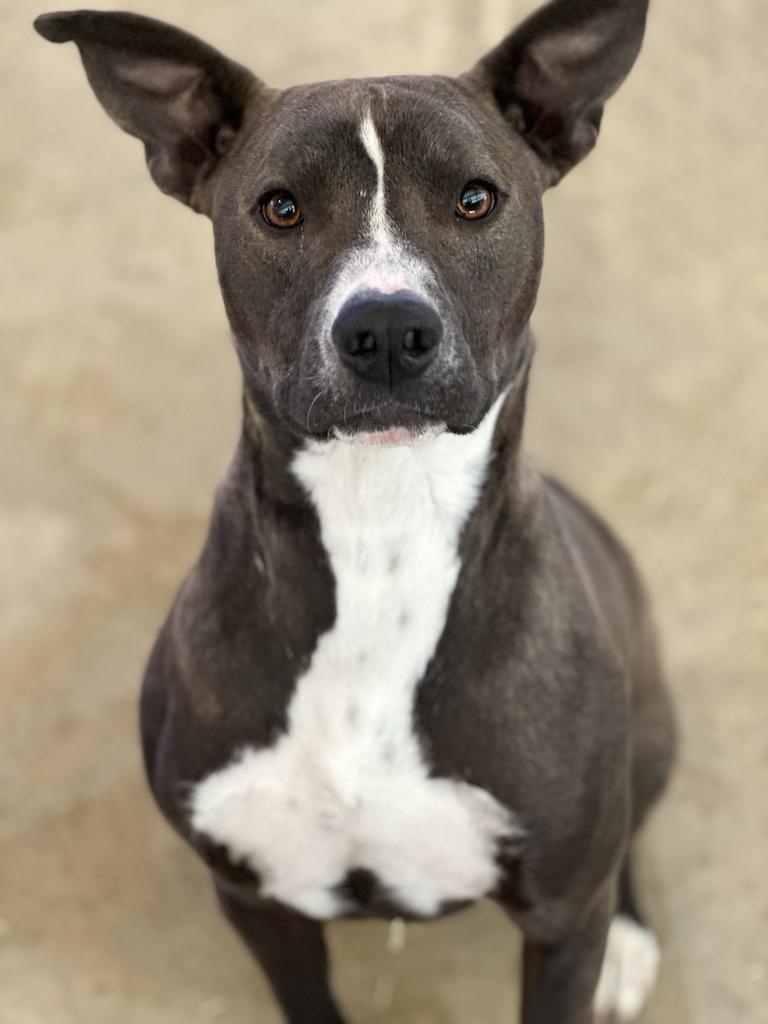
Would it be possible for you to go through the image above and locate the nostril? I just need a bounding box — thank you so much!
[401,324,439,361]
[346,331,376,356]
[403,328,421,352]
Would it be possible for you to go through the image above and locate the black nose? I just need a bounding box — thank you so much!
[331,290,442,387]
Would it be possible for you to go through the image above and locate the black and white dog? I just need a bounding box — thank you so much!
[36,2,676,1020]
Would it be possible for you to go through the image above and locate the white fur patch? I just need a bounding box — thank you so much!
[594,915,661,1021]
[190,395,521,920]
[321,243,436,345]
[359,111,389,244]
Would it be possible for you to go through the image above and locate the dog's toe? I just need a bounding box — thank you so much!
[594,915,660,1022]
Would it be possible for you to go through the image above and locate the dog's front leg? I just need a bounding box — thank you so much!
[215,883,346,1024]
[519,891,613,1024]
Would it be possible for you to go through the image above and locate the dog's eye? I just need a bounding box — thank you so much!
[261,190,302,229]
[456,182,496,221]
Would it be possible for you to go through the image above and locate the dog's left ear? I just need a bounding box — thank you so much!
[34,10,264,213]
[462,0,648,187]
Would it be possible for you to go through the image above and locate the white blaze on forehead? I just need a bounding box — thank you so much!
[359,111,390,244]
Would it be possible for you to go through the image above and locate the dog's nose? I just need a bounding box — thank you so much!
[331,291,442,387]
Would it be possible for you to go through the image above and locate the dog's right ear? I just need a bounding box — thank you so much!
[34,10,265,213]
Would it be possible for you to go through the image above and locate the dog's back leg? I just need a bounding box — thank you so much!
[214,884,346,1024]
[628,607,678,836]
[595,645,676,1023]
[594,851,661,1023]
[520,888,615,1024]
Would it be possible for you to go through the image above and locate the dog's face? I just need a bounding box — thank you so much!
[36,1,648,443]
[214,77,545,440]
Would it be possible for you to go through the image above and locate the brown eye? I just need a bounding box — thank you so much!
[261,190,302,229]
[456,181,496,220]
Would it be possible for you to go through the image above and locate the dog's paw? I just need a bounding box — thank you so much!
[594,915,660,1022]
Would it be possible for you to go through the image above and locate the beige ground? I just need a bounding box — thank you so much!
[1,0,766,1021]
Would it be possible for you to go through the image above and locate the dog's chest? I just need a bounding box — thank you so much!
[190,411,519,920]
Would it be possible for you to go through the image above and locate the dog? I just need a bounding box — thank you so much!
[35,1,677,1020]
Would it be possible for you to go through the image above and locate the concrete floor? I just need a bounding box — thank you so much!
[1,1,766,1021]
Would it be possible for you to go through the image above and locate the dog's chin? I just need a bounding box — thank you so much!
[324,402,448,447]
[286,392,487,445]
[332,422,447,447]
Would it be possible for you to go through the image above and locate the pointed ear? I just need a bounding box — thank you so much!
[462,0,648,187]
[34,10,264,213]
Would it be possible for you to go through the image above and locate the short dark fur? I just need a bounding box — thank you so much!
[35,3,676,1022]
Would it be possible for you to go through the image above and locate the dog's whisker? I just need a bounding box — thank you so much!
[306,390,322,433]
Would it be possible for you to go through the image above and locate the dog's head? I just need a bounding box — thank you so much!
[36,1,648,444]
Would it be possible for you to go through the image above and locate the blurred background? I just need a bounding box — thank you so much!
[1,1,766,1021]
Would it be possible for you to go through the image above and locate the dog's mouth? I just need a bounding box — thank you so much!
[329,402,446,447]
[333,423,446,447]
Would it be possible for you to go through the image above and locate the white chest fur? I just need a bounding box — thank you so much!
[190,399,520,920]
